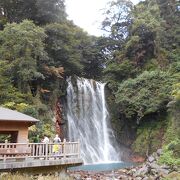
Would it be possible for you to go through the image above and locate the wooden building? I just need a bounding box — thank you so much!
[0,107,83,173]
[0,107,39,143]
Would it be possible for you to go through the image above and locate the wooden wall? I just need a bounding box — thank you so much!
[0,121,29,143]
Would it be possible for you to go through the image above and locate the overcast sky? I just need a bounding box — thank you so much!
[65,0,140,36]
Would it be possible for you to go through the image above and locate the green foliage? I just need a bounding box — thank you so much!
[157,0,180,51]
[125,36,140,50]
[0,134,11,143]
[101,0,133,57]
[3,102,28,111]
[45,22,103,78]
[0,61,28,105]
[143,58,160,71]
[157,83,180,166]
[166,83,180,141]
[101,0,133,41]
[22,106,39,119]
[163,116,178,145]
[81,36,105,79]
[104,60,135,82]
[42,124,55,138]
[171,83,180,103]
[0,0,36,24]
[115,71,177,121]
[45,22,85,75]
[0,20,48,92]
[132,120,167,156]
[0,0,67,25]
[131,1,162,33]
[35,0,67,25]
[158,139,180,166]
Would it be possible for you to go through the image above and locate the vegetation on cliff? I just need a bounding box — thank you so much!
[101,0,179,162]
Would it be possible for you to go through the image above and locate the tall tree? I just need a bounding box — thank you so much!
[126,0,163,67]
[0,20,48,93]
[45,22,104,79]
[101,0,133,53]
[0,61,21,104]
[0,0,67,26]
[45,22,84,76]
[0,0,36,23]
[35,0,67,25]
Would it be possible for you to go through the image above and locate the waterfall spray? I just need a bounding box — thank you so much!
[66,77,120,164]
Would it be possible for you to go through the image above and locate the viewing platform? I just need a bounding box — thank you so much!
[0,140,83,173]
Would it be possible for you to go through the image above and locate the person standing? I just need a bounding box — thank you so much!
[42,136,49,143]
[42,135,49,156]
[54,134,61,143]
[53,134,61,156]
[33,135,40,156]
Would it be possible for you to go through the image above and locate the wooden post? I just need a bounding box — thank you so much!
[77,139,80,158]
[63,139,66,158]
[4,140,8,162]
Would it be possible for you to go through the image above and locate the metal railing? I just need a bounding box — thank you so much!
[0,139,80,162]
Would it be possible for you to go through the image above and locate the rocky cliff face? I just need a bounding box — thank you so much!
[105,86,170,161]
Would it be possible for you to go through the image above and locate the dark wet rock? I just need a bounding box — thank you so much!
[134,165,149,177]
[158,168,170,176]
[148,162,161,169]
[157,149,163,156]
[160,164,170,169]
[148,155,155,163]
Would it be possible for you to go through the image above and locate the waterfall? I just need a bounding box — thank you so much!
[66,77,121,164]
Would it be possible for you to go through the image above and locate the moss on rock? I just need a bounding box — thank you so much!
[132,119,167,157]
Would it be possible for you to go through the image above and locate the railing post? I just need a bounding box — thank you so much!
[77,139,80,158]
[63,139,66,158]
[45,143,48,160]
[26,139,29,160]
[4,140,8,162]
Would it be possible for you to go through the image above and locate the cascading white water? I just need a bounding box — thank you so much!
[66,77,120,164]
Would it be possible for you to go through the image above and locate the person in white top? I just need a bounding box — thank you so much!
[53,134,61,156]
[53,134,61,143]
[42,136,49,143]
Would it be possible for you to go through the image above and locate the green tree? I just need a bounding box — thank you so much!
[115,70,179,123]
[0,0,67,26]
[45,22,104,78]
[0,20,48,93]
[0,61,27,105]
[0,0,36,23]
[80,36,105,79]
[101,0,133,53]
[35,0,67,25]
[45,22,84,75]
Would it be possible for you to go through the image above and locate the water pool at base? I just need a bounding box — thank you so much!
[68,162,135,172]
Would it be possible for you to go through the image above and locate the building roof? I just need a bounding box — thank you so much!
[0,107,39,122]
